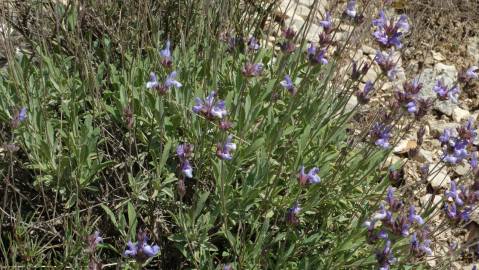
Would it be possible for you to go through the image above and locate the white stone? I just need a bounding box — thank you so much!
[428,121,460,137]
[428,165,451,190]
[361,45,376,55]
[452,107,470,122]
[432,50,445,61]
[420,194,442,207]
[414,149,434,163]
[468,36,479,63]
[393,139,417,154]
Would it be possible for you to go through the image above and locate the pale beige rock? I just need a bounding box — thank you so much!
[393,139,417,154]
[452,107,470,122]
[420,194,442,207]
[428,165,451,190]
[432,50,445,61]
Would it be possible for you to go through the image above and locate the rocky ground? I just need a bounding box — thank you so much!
[276,0,479,269]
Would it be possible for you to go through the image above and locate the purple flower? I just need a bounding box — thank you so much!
[372,11,409,48]
[192,91,228,120]
[445,181,464,206]
[376,240,396,270]
[181,160,193,178]
[442,139,468,164]
[433,79,459,103]
[408,206,424,225]
[411,232,432,256]
[319,12,333,32]
[372,204,389,221]
[344,0,357,18]
[165,71,182,89]
[307,43,328,65]
[280,75,296,95]
[286,202,301,225]
[87,231,103,252]
[242,62,263,77]
[439,129,452,144]
[247,37,260,51]
[298,166,321,186]
[466,66,478,80]
[124,230,160,262]
[146,72,159,89]
[406,101,417,113]
[18,107,27,122]
[375,50,397,80]
[356,81,374,104]
[471,151,478,169]
[282,28,296,40]
[160,40,173,68]
[370,123,391,148]
[216,135,236,160]
[385,187,403,211]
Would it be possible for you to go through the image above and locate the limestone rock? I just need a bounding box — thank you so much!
[428,165,451,190]
[452,107,470,122]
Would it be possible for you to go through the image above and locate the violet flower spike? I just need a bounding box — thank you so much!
[375,50,397,80]
[181,160,193,178]
[247,37,260,51]
[280,75,296,95]
[319,12,333,31]
[146,72,159,89]
[216,135,236,160]
[18,107,27,122]
[165,71,183,89]
[242,62,263,77]
[433,79,460,103]
[466,66,478,80]
[160,40,171,59]
[408,206,424,225]
[345,0,356,18]
[307,167,321,184]
[445,181,464,206]
[124,231,160,261]
[192,91,228,120]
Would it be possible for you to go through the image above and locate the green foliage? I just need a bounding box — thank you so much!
[0,0,410,269]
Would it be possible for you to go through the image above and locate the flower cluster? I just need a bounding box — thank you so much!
[342,0,364,23]
[177,143,194,178]
[433,79,459,103]
[369,123,392,149]
[242,62,263,77]
[11,107,27,128]
[216,135,236,160]
[355,81,375,104]
[374,50,398,81]
[365,188,428,269]
[351,60,370,81]
[443,180,479,222]
[286,202,301,225]
[280,75,296,96]
[192,91,228,120]
[146,71,183,94]
[438,118,476,164]
[160,40,173,68]
[372,10,409,48]
[297,166,321,186]
[280,27,297,54]
[124,230,160,262]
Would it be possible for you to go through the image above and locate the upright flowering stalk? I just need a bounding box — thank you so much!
[247,37,260,51]
[375,240,396,270]
[242,62,263,77]
[177,143,194,178]
[297,166,321,186]
[11,107,27,128]
[393,79,422,113]
[307,43,328,65]
[433,79,459,103]
[375,50,397,81]
[351,60,370,81]
[343,0,357,18]
[146,71,182,94]
[160,40,173,68]
[439,119,476,164]
[286,202,301,225]
[216,135,236,160]
[372,11,409,48]
[370,123,391,148]
[124,230,160,262]
[280,75,297,95]
[192,91,228,120]
[356,81,374,104]
[410,230,432,256]
[280,28,296,53]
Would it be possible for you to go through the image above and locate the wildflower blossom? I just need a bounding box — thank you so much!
[124,230,160,262]
[376,240,396,270]
[165,71,183,89]
[160,40,173,68]
[356,81,374,104]
[286,202,301,225]
[177,143,194,178]
[297,166,321,186]
[372,11,409,48]
[216,135,236,160]
[370,123,391,148]
[445,181,464,206]
[242,62,263,77]
[413,98,433,120]
[219,119,233,131]
[247,37,260,51]
[282,28,296,40]
[307,43,328,65]
[146,71,182,94]
[192,91,228,120]
[344,0,357,18]
[87,231,103,252]
[319,12,333,32]
[351,61,370,81]
[385,187,403,212]
[11,107,27,128]
[375,50,397,80]
[410,232,432,256]
[433,79,459,103]
[408,206,424,225]
[280,75,296,95]
[466,66,479,80]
